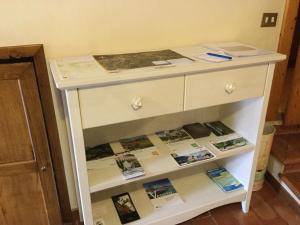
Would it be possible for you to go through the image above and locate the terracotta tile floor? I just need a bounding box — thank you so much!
[179,181,300,225]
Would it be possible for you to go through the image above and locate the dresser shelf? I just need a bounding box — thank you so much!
[88,132,254,193]
[50,43,285,225]
[91,162,246,225]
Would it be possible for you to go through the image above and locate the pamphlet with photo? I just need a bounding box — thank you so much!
[170,143,215,167]
[207,167,244,192]
[112,192,140,224]
[115,153,145,180]
[143,178,183,209]
[85,143,114,161]
[211,137,248,151]
[120,135,154,151]
[156,128,193,144]
[204,121,235,136]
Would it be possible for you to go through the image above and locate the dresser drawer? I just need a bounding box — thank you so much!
[79,77,184,128]
[184,65,268,110]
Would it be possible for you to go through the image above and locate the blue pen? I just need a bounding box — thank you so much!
[207,52,232,60]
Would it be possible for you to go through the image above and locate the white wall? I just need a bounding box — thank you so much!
[0,0,286,209]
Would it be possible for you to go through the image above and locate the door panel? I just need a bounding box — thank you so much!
[0,80,34,164]
[0,173,49,225]
[0,63,62,225]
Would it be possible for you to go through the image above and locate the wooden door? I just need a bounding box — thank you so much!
[285,45,300,124]
[0,63,62,225]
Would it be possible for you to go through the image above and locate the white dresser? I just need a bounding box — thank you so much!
[50,44,285,225]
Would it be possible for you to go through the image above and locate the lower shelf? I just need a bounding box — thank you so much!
[91,163,246,225]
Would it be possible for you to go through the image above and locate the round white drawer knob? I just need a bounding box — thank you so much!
[131,97,143,110]
[225,83,236,94]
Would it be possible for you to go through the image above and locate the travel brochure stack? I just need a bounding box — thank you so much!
[109,178,183,224]
[156,127,215,166]
[87,121,247,224]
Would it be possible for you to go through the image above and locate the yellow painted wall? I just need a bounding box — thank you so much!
[0,0,286,209]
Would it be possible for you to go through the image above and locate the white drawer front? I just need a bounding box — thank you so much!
[184,65,268,110]
[79,77,184,128]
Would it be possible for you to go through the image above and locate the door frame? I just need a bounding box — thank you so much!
[285,44,300,124]
[266,0,300,121]
[0,45,73,223]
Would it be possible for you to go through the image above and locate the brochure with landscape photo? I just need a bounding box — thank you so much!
[170,143,215,167]
[143,178,183,209]
[115,153,145,180]
[156,128,193,144]
[211,137,248,152]
[204,121,235,136]
[120,135,154,152]
[85,143,114,161]
[207,167,244,192]
[111,192,140,224]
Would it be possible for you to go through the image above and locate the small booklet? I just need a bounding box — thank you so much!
[204,121,235,136]
[211,137,248,152]
[156,128,193,144]
[182,123,211,139]
[207,167,244,192]
[170,143,215,167]
[115,153,145,180]
[112,192,140,224]
[143,178,184,209]
[85,143,114,161]
[120,135,154,152]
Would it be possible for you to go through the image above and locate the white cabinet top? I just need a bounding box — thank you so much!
[50,43,285,90]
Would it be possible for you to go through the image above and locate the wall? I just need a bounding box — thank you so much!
[0,0,286,209]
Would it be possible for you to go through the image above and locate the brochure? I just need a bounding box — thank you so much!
[85,143,114,161]
[143,178,183,209]
[207,167,244,192]
[182,123,211,139]
[170,143,215,167]
[112,192,140,224]
[115,153,145,180]
[156,128,193,144]
[120,135,154,152]
[211,137,248,152]
[204,121,235,136]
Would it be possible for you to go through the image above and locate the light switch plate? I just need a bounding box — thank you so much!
[261,13,278,27]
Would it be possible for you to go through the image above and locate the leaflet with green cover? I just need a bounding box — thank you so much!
[207,167,243,192]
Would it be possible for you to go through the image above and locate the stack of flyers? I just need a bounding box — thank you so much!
[112,192,140,224]
[211,137,248,152]
[204,121,235,136]
[170,143,215,167]
[120,135,154,152]
[143,178,183,209]
[207,167,244,192]
[156,128,193,145]
[85,143,114,161]
[115,153,145,180]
